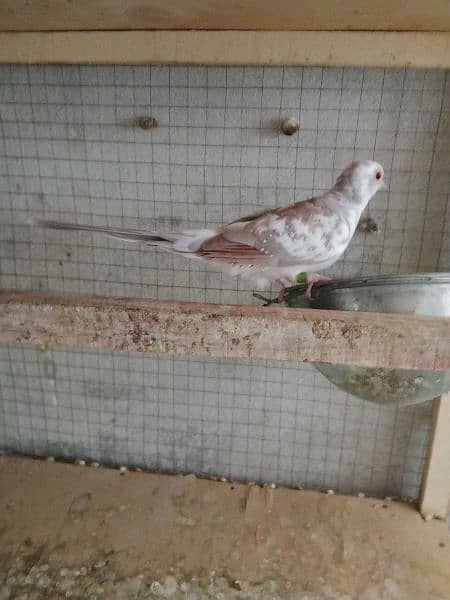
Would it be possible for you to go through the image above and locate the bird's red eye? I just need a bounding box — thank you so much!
[375,171,382,180]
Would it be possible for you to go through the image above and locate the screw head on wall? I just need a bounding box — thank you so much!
[136,116,158,130]
[280,117,299,136]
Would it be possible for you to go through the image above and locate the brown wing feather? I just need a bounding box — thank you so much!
[196,233,269,264]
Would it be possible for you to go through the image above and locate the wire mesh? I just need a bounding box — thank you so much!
[0,65,449,498]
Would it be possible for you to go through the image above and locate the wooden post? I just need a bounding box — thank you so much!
[420,393,450,520]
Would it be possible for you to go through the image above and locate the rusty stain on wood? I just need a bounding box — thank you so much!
[0,290,449,371]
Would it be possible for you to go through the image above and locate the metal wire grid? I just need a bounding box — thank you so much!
[0,64,448,497]
[0,343,431,498]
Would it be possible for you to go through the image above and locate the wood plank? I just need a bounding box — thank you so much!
[1,0,449,32]
[1,31,449,68]
[420,394,450,520]
[0,290,449,370]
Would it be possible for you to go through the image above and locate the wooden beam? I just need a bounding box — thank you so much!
[420,394,450,520]
[0,290,449,370]
[1,0,449,32]
[0,31,449,68]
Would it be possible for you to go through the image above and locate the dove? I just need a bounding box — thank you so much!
[38,160,384,299]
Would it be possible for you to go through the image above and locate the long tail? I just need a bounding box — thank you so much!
[36,219,215,253]
[37,219,177,248]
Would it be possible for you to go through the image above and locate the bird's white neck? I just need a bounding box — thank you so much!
[322,182,371,231]
[331,179,371,208]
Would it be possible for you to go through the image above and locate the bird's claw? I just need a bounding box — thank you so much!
[253,292,280,306]
[305,274,331,300]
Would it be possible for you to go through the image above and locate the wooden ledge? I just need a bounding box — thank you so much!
[0,31,449,68]
[0,290,448,370]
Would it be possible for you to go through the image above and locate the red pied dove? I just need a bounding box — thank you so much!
[38,160,385,299]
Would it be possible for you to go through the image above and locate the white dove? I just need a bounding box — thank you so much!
[38,160,384,300]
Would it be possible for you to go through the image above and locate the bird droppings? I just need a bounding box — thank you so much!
[0,562,294,600]
[74,459,86,466]
[357,492,365,498]
[90,462,100,468]
[422,512,434,522]
[42,358,56,380]
[341,324,363,349]
[311,320,335,340]
[119,466,127,474]
[400,496,415,503]
[232,579,249,591]
[357,217,380,233]
[317,365,434,406]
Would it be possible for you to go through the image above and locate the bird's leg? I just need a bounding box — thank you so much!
[277,277,295,302]
[253,277,296,305]
[277,288,286,302]
[305,273,331,300]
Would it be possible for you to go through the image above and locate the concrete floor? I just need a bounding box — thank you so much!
[0,456,449,599]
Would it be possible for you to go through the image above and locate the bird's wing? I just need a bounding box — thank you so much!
[197,233,270,264]
[196,207,282,264]
[200,199,351,266]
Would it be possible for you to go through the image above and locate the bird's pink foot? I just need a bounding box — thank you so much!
[305,274,331,300]
[277,287,287,302]
[277,277,295,302]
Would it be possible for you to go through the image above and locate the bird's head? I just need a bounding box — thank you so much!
[335,160,385,203]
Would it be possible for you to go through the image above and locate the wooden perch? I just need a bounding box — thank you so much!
[0,290,449,370]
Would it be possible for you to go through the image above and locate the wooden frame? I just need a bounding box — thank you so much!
[1,0,449,515]
[0,290,449,370]
[2,1,450,32]
[420,394,450,519]
[1,0,448,66]
[0,31,449,67]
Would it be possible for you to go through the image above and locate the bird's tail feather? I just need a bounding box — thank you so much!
[36,219,175,247]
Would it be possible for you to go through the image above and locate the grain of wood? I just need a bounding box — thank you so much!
[0,290,449,370]
[0,31,449,67]
[1,0,449,31]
